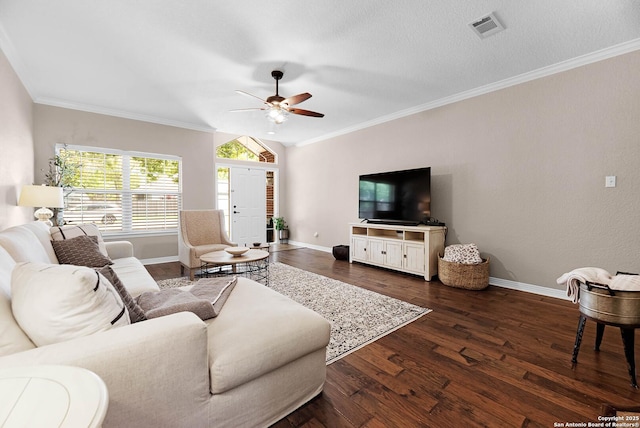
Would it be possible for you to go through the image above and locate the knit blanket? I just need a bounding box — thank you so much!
[137,277,237,320]
[556,268,640,304]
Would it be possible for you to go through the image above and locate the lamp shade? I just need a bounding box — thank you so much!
[18,185,64,208]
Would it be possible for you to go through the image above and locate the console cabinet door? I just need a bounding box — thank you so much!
[368,238,385,265]
[404,242,426,274]
[368,239,403,268]
[351,236,368,261]
[385,241,403,269]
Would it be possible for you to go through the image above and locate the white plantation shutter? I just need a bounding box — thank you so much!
[60,145,182,234]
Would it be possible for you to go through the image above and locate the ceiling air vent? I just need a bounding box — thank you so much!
[469,12,505,39]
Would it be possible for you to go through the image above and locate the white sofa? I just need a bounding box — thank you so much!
[0,222,331,427]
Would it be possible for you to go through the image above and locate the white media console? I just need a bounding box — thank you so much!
[349,222,446,281]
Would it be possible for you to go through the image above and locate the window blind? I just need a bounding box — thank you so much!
[59,145,182,234]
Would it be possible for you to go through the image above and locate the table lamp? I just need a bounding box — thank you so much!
[18,185,64,226]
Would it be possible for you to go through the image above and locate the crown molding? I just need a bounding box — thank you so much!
[297,38,640,147]
[34,97,216,133]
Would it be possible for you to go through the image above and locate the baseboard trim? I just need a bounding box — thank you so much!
[140,256,179,265]
[288,240,332,253]
[488,277,568,300]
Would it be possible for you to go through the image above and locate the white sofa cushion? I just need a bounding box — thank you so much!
[206,277,331,394]
[11,262,130,346]
[110,257,160,298]
[0,247,35,356]
[21,221,59,263]
[0,224,52,264]
[50,223,109,257]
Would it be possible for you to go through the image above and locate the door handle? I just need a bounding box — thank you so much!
[233,211,240,214]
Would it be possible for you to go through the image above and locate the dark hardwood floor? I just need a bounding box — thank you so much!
[146,248,640,427]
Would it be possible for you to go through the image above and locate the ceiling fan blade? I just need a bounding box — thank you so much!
[288,108,324,118]
[235,90,267,104]
[283,92,312,106]
[229,107,266,113]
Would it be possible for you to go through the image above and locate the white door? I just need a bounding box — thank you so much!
[230,167,266,246]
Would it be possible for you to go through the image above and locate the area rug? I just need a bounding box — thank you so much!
[157,262,431,364]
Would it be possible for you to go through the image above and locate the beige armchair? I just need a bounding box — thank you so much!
[178,209,236,280]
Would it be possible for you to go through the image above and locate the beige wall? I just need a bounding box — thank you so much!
[33,105,216,260]
[285,49,640,290]
[0,48,34,229]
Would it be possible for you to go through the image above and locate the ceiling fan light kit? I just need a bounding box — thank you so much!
[266,105,289,124]
[232,69,324,126]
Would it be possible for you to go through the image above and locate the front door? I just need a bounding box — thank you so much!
[230,167,266,246]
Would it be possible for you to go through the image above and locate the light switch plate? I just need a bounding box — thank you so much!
[605,176,616,188]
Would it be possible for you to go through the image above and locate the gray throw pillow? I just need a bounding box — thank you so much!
[97,266,147,323]
[51,235,113,268]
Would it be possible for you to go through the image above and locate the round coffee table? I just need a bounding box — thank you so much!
[200,248,269,285]
[0,365,109,428]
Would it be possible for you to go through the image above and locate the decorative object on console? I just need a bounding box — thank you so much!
[18,185,64,226]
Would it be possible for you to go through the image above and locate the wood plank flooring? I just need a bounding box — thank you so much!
[145,248,640,427]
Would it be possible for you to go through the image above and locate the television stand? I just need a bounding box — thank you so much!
[349,222,446,281]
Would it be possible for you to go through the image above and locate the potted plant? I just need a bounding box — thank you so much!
[43,147,80,226]
[273,216,289,243]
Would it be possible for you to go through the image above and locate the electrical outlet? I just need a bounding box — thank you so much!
[605,176,616,188]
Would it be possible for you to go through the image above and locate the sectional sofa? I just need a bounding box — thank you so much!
[0,221,331,427]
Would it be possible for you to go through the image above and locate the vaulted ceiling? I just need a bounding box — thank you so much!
[1,1,639,146]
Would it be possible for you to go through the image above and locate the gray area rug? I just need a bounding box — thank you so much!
[157,262,431,364]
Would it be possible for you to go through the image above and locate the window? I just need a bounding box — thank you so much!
[59,145,181,235]
[216,136,276,163]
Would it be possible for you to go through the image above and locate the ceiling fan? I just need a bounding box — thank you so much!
[231,70,324,124]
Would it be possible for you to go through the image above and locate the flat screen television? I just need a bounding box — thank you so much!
[358,167,431,225]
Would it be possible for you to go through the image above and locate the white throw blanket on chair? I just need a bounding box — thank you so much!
[557,268,640,303]
[557,267,613,304]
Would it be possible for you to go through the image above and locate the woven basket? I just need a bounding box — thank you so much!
[437,255,490,290]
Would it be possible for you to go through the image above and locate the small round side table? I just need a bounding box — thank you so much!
[0,365,109,427]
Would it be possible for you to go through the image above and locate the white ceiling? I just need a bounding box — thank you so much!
[1,1,640,146]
